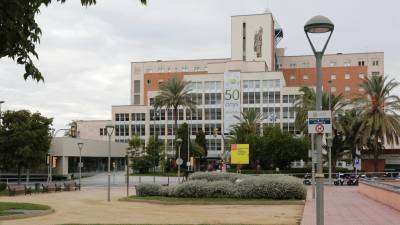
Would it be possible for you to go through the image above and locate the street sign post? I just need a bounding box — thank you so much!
[176,158,183,166]
[308,111,332,134]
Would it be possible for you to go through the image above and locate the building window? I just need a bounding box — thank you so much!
[345,86,351,92]
[344,61,351,67]
[100,128,104,136]
[262,79,280,88]
[204,108,222,120]
[263,91,280,104]
[358,87,365,92]
[147,80,151,85]
[372,72,380,76]
[303,75,309,80]
[331,74,336,80]
[359,73,365,79]
[283,95,297,104]
[263,107,280,121]
[372,60,379,66]
[204,93,222,105]
[131,124,145,136]
[289,63,296,68]
[358,60,365,66]
[329,61,336,67]
[345,74,350,80]
[331,86,336,92]
[289,75,296,80]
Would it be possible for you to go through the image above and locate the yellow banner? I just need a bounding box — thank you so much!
[231,144,249,164]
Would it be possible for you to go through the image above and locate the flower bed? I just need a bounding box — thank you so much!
[135,172,306,200]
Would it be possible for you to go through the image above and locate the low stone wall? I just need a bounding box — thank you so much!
[358,180,400,211]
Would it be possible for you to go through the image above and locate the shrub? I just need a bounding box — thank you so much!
[135,183,162,196]
[188,172,243,183]
[235,175,306,200]
[0,182,6,191]
[136,173,307,200]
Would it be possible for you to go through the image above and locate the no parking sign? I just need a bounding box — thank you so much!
[308,111,332,134]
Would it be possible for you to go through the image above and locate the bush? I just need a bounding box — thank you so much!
[135,183,162,196]
[0,182,6,191]
[135,173,306,200]
[188,172,243,182]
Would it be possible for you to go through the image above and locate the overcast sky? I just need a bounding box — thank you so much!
[1,0,399,131]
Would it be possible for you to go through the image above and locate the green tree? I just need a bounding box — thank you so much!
[230,108,263,144]
[0,110,53,182]
[175,123,190,162]
[355,76,400,171]
[195,130,207,157]
[0,0,147,81]
[146,135,162,170]
[258,127,308,170]
[128,134,143,156]
[154,76,196,141]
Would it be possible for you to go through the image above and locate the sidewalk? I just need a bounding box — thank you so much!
[301,186,400,225]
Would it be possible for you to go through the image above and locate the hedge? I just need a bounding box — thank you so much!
[135,172,306,200]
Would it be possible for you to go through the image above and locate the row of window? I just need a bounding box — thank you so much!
[187,80,281,92]
[115,113,146,122]
[144,65,206,73]
[286,60,379,68]
[243,79,280,89]
[289,73,365,81]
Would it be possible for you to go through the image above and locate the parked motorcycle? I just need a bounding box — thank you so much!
[303,173,312,185]
[347,175,359,186]
[334,173,345,186]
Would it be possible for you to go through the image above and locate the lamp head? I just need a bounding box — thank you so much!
[304,15,334,33]
[176,138,183,145]
[105,123,115,136]
[77,142,84,150]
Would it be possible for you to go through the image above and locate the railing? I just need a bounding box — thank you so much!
[360,179,400,193]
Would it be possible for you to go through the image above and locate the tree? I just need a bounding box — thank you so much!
[146,135,162,170]
[154,76,196,142]
[354,76,400,171]
[195,130,207,157]
[230,108,263,144]
[257,127,308,170]
[0,110,53,182]
[176,123,190,162]
[0,0,147,81]
[128,134,143,157]
[295,86,345,134]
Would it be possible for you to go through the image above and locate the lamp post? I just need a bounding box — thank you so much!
[328,79,333,186]
[77,142,84,190]
[176,138,183,182]
[126,148,130,197]
[105,123,115,202]
[305,15,334,225]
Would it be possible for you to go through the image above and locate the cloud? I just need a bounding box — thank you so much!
[1,0,399,130]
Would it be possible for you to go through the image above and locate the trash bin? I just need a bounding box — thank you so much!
[35,183,40,193]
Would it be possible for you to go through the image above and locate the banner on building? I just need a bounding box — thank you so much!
[231,144,249,164]
[223,71,241,134]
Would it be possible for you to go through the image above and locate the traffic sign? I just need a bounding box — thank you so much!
[355,158,360,166]
[308,111,332,134]
[176,158,183,166]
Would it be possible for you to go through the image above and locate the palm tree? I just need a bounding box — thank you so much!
[231,109,263,143]
[295,86,346,134]
[154,75,196,139]
[354,76,400,171]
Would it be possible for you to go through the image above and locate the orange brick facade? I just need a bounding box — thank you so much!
[282,66,368,97]
[143,72,205,105]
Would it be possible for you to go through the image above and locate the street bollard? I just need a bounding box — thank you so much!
[153,176,155,183]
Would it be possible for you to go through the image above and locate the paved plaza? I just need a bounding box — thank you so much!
[301,186,400,225]
[0,174,303,225]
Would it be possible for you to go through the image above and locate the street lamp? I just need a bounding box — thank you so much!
[305,15,334,225]
[326,135,333,186]
[176,138,183,182]
[105,123,115,202]
[77,142,84,190]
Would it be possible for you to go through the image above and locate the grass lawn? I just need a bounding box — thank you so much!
[0,202,50,216]
[125,196,304,205]
[0,190,9,196]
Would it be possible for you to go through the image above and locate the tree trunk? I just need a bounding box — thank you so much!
[373,136,379,172]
